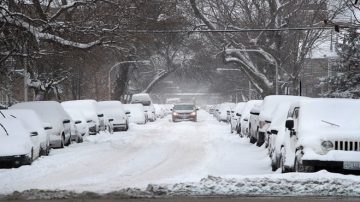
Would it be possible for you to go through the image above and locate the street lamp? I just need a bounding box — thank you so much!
[224,49,279,95]
[108,60,150,100]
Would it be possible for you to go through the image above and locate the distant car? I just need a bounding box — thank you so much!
[131,93,156,122]
[238,100,262,137]
[123,104,147,124]
[98,101,129,133]
[217,103,235,122]
[0,117,41,166]
[0,109,51,156]
[154,104,165,119]
[230,102,246,133]
[11,101,72,148]
[62,100,104,135]
[172,103,198,122]
[282,98,360,173]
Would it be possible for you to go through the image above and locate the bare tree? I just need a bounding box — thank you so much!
[189,0,342,96]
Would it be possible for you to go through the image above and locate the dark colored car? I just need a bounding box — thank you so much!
[172,104,198,122]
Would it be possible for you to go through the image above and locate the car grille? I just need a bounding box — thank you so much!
[334,141,360,151]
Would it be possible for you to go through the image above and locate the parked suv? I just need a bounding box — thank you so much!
[172,104,198,122]
[282,98,360,172]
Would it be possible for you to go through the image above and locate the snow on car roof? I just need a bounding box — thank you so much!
[259,95,306,121]
[11,101,70,132]
[98,101,125,115]
[299,98,360,134]
[234,102,246,113]
[0,109,46,133]
[62,100,100,122]
[240,100,262,119]
[131,93,152,102]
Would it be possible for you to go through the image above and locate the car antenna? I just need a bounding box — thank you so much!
[0,123,9,136]
[321,120,340,127]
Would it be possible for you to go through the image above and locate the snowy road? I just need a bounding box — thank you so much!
[2,111,360,199]
[0,110,270,194]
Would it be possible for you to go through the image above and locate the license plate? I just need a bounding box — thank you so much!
[343,161,360,170]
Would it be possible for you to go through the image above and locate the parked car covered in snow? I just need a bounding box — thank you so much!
[217,102,235,122]
[230,102,246,133]
[0,109,50,156]
[98,101,129,133]
[255,95,306,147]
[154,104,165,119]
[238,100,262,137]
[249,104,261,144]
[267,101,298,171]
[0,117,41,166]
[281,98,360,173]
[123,104,147,124]
[172,103,198,122]
[61,107,88,143]
[11,101,72,148]
[131,93,156,122]
[62,100,104,135]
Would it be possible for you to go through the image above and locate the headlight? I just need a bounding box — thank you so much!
[172,112,178,116]
[321,141,334,150]
[190,112,196,116]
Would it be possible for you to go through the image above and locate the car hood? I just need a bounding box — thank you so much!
[0,134,32,156]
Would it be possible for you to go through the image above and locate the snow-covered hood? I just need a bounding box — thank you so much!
[299,129,360,155]
[0,119,32,156]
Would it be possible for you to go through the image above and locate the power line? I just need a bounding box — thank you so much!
[116,26,342,34]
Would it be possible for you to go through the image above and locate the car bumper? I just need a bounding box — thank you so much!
[172,116,196,122]
[0,155,28,165]
[112,123,127,131]
[303,149,360,171]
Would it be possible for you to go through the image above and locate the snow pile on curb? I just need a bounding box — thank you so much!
[2,171,360,200]
[146,172,360,197]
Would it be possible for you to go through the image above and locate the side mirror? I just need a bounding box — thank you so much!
[236,113,241,117]
[75,120,82,124]
[98,114,104,118]
[271,129,278,135]
[170,109,173,111]
[44,126,52,130]
[125,111,131,115]
[30,131,39,137]
[144,110,148,113]
[243,118,248,121]
[285,119,294,130]
[196,108,199,111]
[63,119,70,124]
[109,119,114,122]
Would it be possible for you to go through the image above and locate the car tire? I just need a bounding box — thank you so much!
[124,122,129,131]
[60,135,65,148]
[294,153,315,173]
[271,151,278,171]
[250,136,257,144]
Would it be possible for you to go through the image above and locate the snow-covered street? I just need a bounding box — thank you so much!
[0,110,270,194]
[1,111,360,199]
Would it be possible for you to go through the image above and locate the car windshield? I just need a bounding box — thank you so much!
[173,105,194,110]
